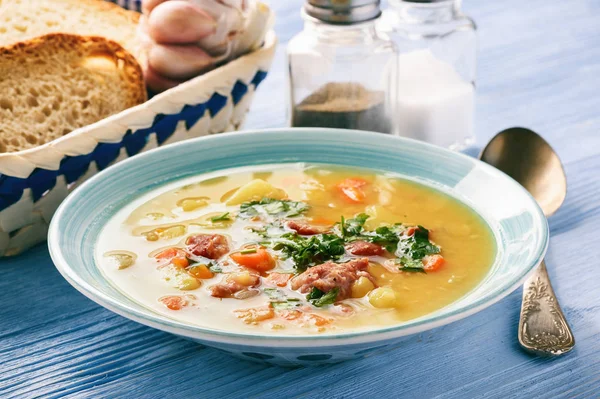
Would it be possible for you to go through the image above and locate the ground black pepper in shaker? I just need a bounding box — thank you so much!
[292,82,392,133]
[287,1,397,133]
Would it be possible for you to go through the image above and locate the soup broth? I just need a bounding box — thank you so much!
[96,164,496,335]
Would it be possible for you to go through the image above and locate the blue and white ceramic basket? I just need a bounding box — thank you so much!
[0,18,276,256]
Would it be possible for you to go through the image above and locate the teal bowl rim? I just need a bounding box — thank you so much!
[48,128,549,347]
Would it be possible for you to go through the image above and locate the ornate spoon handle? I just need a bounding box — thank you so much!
[518,260,575,356]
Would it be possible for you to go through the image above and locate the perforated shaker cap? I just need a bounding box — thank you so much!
[305,0,382,24]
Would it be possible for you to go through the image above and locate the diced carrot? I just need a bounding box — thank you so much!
[335,303,355,316]
[340,187,366,203]
[171,257,190,268]
[277,310,331,327]
[155,248,187,262]
[423,255,445,272]
[159,295,186,311]
[230,246,276,272]
[338,177,369,188]
[234,306,275,324]
[265,272,293,287]
[336,178,369,203]
[188,264,214,279]
[278,310,302,321]
[305,313,331,327]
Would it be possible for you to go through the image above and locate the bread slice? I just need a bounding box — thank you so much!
[0,0,140,58]
[0,33,147,153]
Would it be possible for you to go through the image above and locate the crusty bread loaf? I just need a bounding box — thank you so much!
[0,0,140,58]
[0,33,147,153]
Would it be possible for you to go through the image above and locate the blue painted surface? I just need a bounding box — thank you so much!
[2,0,600,397]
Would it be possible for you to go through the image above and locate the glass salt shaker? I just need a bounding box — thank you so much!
[287,1,397,134]
[379,0,477,150]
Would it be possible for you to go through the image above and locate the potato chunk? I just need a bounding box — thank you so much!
[368,287,400,308]
[225,179,287,205]
[161,264,201,291]
[178,197,209,212]
[351,276,376,298]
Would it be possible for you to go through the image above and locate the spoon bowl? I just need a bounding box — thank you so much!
[480,127,567,216]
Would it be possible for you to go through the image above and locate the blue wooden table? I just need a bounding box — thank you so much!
[2,1,600,398]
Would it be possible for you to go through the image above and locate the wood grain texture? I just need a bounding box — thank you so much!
[2,0,600,398]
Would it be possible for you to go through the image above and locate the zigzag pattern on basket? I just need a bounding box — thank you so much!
[0,71,267,212]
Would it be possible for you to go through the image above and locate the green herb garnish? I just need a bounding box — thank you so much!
[340,213,369,238]
[264,288,286,301]
[272,233,345,271]
[271,299,302,310]
[210,212,231,222]
[264,288,303,309]
[397,226,440,260]
[246,203,439,273]
[249,226,269,238]
[338,214,405,252]
[306,287,339,307]
[208,264,222,273]
[400,267,427,273]
[248,223,287,239]
[364,225,405,252]
[239,198,310,219]
[396,257,427,273]
[240,248,258,255]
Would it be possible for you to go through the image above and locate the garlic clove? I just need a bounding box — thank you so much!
[148,43,216,80]
[148,1,217,44]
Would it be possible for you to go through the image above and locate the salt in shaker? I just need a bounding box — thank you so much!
[380,0,477,149]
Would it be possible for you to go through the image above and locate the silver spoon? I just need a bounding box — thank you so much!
[480,127,575,356]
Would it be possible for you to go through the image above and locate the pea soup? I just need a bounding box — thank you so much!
[96,164,496,335]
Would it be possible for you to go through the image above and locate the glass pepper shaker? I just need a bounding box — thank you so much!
[379,0,477,150]
[287,0,397,134]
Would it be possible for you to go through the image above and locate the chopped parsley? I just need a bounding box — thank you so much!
[339,213,369,238]
[271,233,345,271]
[239,198,310,219]
[363,225,405,253]
[210,212,231,222]
[248,223,287,239]
[264,288,302,310]
[271,300,302,310]
[339,215,439,259]
[397,226,440,260]
[338,213,405,252]
[239,198,440,274]
[306,287,339,307]
[208,264,222,273]
[400,267,427,274]
[249,226,269,238]
[240,248,257,255]
[264,288,287,301]
[396,257,427,273]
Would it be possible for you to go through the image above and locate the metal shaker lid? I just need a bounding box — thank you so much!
[305,0,382,24]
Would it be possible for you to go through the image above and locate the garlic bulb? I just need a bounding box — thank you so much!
[140,0,272,92]
[192,0,273,60]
